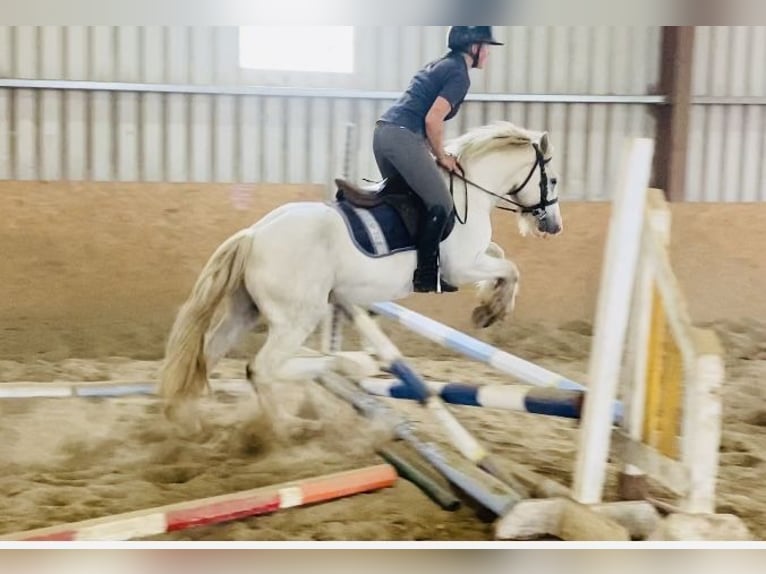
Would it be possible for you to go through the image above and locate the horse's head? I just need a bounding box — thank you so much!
[511,130,563,237]
[448,122,563,237]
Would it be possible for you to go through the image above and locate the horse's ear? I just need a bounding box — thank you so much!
[540,132,550,155]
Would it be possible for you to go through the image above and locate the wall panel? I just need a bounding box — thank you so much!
[687,26,766,201]
[0,25,709,202]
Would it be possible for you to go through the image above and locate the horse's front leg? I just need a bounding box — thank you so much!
[447,242,519,328]
[474,243,520,328]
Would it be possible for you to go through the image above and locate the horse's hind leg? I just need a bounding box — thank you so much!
[247,303,332,439]
[204,283,261,375]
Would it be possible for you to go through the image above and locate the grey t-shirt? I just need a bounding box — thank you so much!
[379,52,470,136]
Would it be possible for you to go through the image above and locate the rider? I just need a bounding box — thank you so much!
[373,26,503,293]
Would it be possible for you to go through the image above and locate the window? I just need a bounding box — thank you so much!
[238,26,354,74]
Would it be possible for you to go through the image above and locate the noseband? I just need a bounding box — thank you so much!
[448,143,558,225]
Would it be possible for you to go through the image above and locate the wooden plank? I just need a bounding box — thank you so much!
[612,430,689,494]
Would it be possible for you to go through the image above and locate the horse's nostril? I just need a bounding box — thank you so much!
[542,220,561,235]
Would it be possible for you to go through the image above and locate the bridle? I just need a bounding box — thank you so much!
[447,143,558,225]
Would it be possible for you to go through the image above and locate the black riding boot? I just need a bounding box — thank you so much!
[412,205,458,293]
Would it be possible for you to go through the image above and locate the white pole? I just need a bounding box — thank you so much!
[320,304,344,354]
[320,122,357,351]
[572,138,655,505]
[343,122,355,181]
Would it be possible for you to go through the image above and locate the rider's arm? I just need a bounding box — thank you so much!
[425,96,452,163]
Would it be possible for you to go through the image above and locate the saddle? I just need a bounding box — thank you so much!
[334,174,455,243]
[334,178,390,208]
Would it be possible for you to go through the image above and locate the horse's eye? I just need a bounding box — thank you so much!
[550,178,558,186]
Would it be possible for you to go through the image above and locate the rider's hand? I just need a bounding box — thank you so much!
[438,153,460,173]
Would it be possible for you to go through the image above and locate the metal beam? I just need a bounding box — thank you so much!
[0,78,666,105]
[692,96,766,105]
[10,77,763,105]
[651,26,695,202]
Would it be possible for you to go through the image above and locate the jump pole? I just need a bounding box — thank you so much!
[376,445,461,511]
[333,298,528,493]
[319,122,356,354]
[318,372,633,541]
[360,377,585,420]
[0,464,397,541]
[317,371,522,516]
[366,301,624,423]
[368,302,584,390]
[0,379,252,399]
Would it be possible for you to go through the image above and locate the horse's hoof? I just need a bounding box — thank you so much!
[471,304,502,329]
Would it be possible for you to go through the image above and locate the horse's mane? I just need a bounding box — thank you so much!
[446,121,547,161]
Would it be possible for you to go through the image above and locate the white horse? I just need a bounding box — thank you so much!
[159,121,563,430]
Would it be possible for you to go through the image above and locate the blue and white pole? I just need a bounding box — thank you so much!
[368,301,624,424]
[0,379,252,399]
[360,377,587,421]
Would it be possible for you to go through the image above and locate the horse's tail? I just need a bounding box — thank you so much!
[159,228,254,403]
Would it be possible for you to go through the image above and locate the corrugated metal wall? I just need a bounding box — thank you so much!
[1,26,662,200]
[687,26,766,202]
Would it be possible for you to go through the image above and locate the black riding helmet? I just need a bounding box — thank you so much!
[447,26,503,68]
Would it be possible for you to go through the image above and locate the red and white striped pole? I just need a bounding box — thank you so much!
[1,464,397,541]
